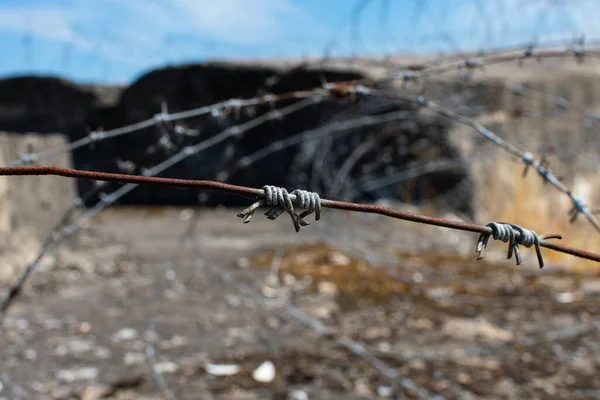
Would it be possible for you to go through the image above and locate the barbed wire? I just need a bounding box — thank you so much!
[2,78,598,321]
[3,166,600,267]
[7,42,598,168]
[368,42,600,85]
[5,68,598,234]
[4,88,335,168]
[364,87,600,232]
[3,4,600,398]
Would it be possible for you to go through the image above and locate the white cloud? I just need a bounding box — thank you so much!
[0,0,326,63]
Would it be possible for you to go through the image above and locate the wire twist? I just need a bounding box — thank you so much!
[291,189,321,221]
[237,185,322,232]
[476,222,548,268]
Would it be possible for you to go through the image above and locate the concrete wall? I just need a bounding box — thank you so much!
[0,132,76,238]
[447,69,600,268]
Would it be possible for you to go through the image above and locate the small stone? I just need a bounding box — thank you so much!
[237,257,250,269]
[15,319,29,330]
[43,319,64,330]
[76,322,91,334]
[170,335,187,346]
[112,328,138,342]
[81,385,110,400]
[69,339,94,354]
[457,372,471,384]
[289,390,309,400]
[123,352,145,366]
[252,361,276,383]
[354,378,371,396]
[95,347,111,359]
[54,345,68,357]
[317,281,338,295]
[442,318,513,343]
[23,349,37,360]
[283,274,296,286]
[154,361,179,374]
[261,284,280,298]
[555,292,583,304]
[377,385,393,397]
[327,251,351,266]
[377,342,392,353]
[205,363,240,376]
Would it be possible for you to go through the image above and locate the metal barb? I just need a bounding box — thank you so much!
[237,185,322,232]
[476,222,557,269]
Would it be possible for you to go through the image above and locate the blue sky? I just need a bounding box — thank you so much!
[0,0,598,84]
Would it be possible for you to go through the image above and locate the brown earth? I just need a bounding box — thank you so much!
[1,204,600,400]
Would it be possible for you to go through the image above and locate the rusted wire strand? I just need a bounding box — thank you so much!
[1,166,599,264]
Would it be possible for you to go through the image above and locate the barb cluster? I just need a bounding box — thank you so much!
[475,222,560,268]
[237,185,322,232]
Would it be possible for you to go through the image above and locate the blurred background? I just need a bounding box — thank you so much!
[2,1,600,399]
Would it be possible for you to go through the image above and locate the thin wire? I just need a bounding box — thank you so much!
[4,90,332,167]
[200,257,443,400]
[0,99,318,319]
[366,87,600,233]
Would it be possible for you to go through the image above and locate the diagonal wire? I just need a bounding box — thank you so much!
[0,98,319,319]
[199,256,444,400]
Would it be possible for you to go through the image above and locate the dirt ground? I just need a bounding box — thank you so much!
[1,205,600,400]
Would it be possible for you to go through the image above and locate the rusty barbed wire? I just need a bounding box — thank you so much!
[2,62,600,324]
[2,166,600,267]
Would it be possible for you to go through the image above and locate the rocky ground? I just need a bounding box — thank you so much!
[1,205,600,400]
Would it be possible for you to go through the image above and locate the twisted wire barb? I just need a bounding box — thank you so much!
[475,222,557,268]
[238,185,321,232]
[2,166,600,265]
